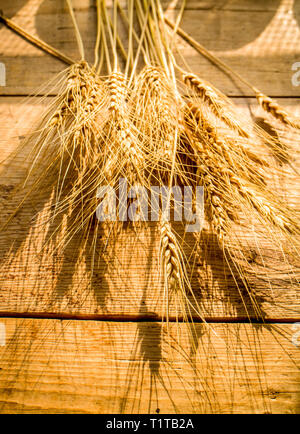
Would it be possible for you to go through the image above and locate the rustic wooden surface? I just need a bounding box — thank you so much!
[0,0,299,414]
[0,320,299,414]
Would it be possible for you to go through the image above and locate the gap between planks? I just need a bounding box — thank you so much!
[1,95,300,99]
[0,312,299,324]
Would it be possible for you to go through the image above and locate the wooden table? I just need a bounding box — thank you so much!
[0,0,299,413]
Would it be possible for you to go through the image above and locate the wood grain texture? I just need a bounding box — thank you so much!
[0,319,299,414]
[0,97,299,321]
[0,0,300,95]
[0,0,299,415]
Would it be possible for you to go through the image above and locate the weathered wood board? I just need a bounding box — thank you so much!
[0,0,299,414]
[0,0,300,95]
[0,319,299,414]
[0,97,299,321]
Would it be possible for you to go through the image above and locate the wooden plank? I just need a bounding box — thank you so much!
[0,319,298,414]
[0,97,299,320]
[0,0,300,95]
[171,1,300,96]
[0,0,288,20]
[0,1,298,416]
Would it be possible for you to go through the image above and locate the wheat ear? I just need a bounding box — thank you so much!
[185,103,298,240]
[256,91,300,129]
[186,102,269,180]
[101,71,147,191]
[132,66,183,182]
[230,176,300,235]
[184,72,249,138]
[160,219,200,324]
[166,17,300,132]
[198,174,228,245]
[160,220,184,290]
[107,71,127,115]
